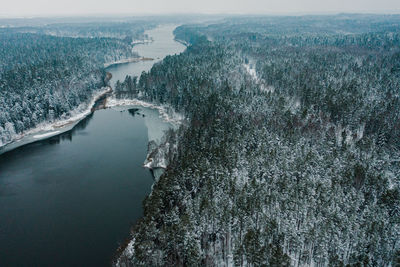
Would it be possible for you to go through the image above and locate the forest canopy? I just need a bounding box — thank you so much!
[115,14,400,266]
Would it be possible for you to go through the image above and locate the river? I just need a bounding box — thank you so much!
[0,25,185,266]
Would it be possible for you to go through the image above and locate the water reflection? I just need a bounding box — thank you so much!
[0,113,95,163]
[48,113,95,144]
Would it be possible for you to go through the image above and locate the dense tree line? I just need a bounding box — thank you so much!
[14,21,155,41]
[116,15,400,266]
[0,23,148,147]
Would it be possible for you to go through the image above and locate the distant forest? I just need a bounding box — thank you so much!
[115,15,400,266]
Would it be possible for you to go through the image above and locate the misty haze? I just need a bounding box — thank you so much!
[0,1,399,266]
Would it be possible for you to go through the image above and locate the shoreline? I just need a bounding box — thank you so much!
[0,87,112,155]
[106,97,184,126]
[174,38,189,47]
[0,92,184,156]
[107,97,184,176]
[0,25,185,156]
[114,25,187,265]
[104,57,154,68]
[132,39,153,45]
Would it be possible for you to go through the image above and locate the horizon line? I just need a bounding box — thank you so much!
[1,10,400,19]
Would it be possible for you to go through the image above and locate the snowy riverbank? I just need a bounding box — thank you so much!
[0,87,112,155]
[106,97,184,126]
[174,38,189,47]
[104,57,154,68]
[131,39,153,45]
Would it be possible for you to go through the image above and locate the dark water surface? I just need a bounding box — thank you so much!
[0,25,185,266]
[0,110,153,266]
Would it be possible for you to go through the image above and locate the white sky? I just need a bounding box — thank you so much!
[1,0,400,17]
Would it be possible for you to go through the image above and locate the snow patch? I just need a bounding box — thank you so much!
[244,63,258,81]
[33,131,61,139]
[115,238,135,267]
[356,123,365,141]
[244,63,274,93]
[144,160,153,168]
[131,39,153,45]
[124,239,135,259]
[286,97,301,114]
[104,57,152,68]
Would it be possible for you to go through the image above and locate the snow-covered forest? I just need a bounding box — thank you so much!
[0,22,154,146]
[116,15,400,266]
[1,13,399,266]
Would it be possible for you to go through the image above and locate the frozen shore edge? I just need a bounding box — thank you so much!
[106,97,184,126]
[103,56,154,68]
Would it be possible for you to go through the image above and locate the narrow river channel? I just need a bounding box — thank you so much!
[0,25,185,266]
